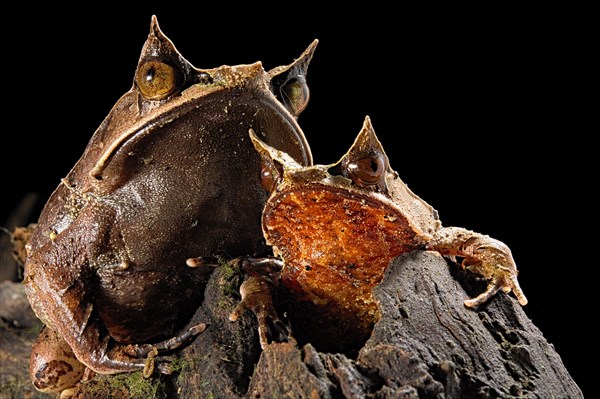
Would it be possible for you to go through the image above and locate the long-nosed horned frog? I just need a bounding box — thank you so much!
[23,16,316,393]
[233,116,527,353]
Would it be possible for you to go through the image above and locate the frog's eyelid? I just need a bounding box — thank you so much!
[136,16,195,90]
[268,39,318,118]
[267,39,318,80]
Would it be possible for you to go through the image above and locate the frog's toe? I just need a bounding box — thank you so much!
[230,269,292,349]
[256,312,292,349]
[494,264,528,306]
[126,322,207,358]
[464,272,528,307]
[510,275,528,306]
[464,280,502,307]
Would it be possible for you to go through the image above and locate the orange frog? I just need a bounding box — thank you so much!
[233,117,527,353]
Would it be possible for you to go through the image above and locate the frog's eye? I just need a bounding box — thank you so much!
[279,76,309,116]
[136,58,182,100]
[345,152,387,186]
[260,164,277,193]
[260,160,284,194]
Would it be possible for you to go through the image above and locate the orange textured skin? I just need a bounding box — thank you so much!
[264,185,422,348]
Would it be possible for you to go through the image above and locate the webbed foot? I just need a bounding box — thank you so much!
[427,227,528,307]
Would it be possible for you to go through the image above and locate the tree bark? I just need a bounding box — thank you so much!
[173,251,583,398]
[2,252,582,398]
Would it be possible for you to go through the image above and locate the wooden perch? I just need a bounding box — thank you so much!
[178,251,583,398]
[1,252,582,398]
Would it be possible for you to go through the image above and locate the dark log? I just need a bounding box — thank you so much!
[363,251,583,398]
[175,251,583,398]
[1,252,582,398]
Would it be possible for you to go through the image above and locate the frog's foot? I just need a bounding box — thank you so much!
[76,322,207,379]
[427,226,528,307]
[186,255,222,268]
[229,257,290,349]
[29,327,87,393]
[127,322,207,358]
[98,322,206,377]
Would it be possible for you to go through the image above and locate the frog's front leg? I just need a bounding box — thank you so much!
[229,257,290,349]
[426,226,528,307]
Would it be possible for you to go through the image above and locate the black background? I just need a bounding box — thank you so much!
[1,6,590,396]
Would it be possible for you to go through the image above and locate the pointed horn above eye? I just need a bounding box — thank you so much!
[268,39,319,118]
[249,129,303,171]
[144,15,177,56]
[139,15,189,65]
[345,116,389,162]
[268,39,318,80]
[150,15,161,36]
[331,116,392,190]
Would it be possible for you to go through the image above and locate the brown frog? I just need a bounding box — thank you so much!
[23,16,316,393]
[235,117,527,353]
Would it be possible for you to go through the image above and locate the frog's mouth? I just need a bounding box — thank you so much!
[88,82,311,181]
[88,82,229,179]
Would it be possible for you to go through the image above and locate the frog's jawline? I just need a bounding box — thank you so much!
[91,86,311,179]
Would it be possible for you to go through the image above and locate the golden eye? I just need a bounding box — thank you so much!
[136,59,181,100]
[346,153,386,186]
[280,77,309,115]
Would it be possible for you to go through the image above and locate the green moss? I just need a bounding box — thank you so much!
[168,357,189,374]
[216,259,242,309]
[219,258,237,279]
[79,371,167,399]
[23,320,44,338]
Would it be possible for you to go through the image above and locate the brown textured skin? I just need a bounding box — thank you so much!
[23,16,315,391]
